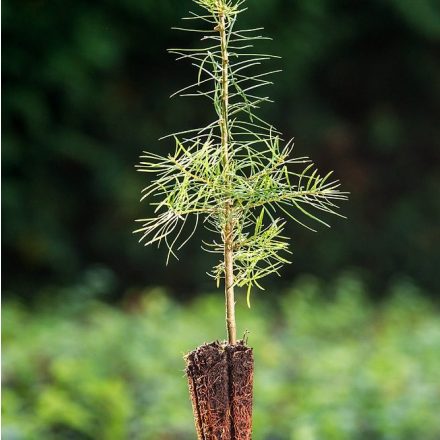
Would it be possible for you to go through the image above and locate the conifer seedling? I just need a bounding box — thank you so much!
[135,0,347,436]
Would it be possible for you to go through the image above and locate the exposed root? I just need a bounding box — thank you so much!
[185,340,253,440]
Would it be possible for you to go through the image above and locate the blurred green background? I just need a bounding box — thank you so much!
[2,0,440,438]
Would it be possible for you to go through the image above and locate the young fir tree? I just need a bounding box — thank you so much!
[135,0,347,345]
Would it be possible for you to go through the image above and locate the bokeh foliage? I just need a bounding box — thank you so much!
[2,0,440,297]
[3,275,440,439]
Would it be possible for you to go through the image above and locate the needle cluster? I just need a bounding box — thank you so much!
[135,0,348,308]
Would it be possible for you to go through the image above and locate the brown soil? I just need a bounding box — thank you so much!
[185,340,254,440]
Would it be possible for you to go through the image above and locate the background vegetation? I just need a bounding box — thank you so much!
[4,275,440,439]
[2,0,440,439]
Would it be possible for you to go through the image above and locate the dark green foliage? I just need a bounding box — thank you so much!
[3,0,440,297]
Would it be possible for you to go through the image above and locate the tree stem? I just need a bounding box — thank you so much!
[218,5,236,345]
[224,209,236,345]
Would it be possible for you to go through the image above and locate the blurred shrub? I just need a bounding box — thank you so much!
[3,274,440,439]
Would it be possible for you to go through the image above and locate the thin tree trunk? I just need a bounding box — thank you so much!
[224,213,237,345]
[218,3,237,346]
